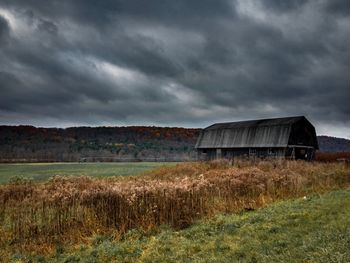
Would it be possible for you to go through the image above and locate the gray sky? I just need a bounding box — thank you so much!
[0,0,349,138]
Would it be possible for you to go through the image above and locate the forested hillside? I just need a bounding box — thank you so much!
[317,135,350,152]
[0,126,349,162]
[0,126,200,162]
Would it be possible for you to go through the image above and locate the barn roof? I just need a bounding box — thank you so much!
[195,116,309,149]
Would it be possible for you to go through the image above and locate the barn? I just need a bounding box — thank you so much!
[195,116,318,161]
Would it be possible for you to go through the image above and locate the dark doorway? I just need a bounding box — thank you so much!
[295,148,307,160]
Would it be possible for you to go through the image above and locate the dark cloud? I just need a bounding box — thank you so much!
[261,0,309,12]
[36,19,58,35]
[0,15,9,45]
[325,0,350,16]
[0,0,235,29]
[0,0,349,138]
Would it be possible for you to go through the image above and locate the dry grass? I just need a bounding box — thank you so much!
[0,160,349,257]
[316,151,350,162]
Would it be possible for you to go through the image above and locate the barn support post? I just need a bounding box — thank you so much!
[291,147,295,160]
[310,149,315,161]
[216,149,222,159]
[308,148,315,161]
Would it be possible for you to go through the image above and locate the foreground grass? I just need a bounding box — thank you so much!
[0,162,175,184]
[1,161,349,258]
[11,189,350,263]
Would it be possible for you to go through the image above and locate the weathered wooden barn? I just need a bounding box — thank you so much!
[195,116,318,161]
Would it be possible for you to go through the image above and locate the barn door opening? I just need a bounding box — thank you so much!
[295,148,307,160]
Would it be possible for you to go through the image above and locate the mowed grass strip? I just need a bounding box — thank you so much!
[0,162,176,184]
[16,189,350,263]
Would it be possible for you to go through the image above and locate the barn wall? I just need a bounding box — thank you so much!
[285,147,316,161]
[198,147,288,160]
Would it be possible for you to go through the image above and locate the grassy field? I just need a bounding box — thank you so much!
[0,162,175,184]
[11,189,350,262]
[1,160,349,262]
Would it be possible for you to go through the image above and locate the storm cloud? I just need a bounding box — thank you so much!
[0,0,349,138]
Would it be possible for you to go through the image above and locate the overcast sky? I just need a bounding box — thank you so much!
[0,0,349,138]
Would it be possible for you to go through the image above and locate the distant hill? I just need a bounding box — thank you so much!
[0,126,349,162]
[0,126,200,162]
[317,135,350,152]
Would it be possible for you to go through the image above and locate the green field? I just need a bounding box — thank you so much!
[14,189,350,262]
[0,162,175,184]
